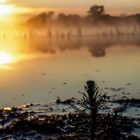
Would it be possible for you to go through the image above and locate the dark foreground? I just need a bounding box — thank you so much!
[0,98,140,140]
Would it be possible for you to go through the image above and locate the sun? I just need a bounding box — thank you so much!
[0,3,32,17]
[0,0,7,3]
[0,4,13,15]
[0,52,14,65]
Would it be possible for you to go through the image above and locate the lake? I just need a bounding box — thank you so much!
[0,36,140,107]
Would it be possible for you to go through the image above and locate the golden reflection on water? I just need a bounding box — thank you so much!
[0,51,40,70]
[0,37,35,70]
[0,52,14,64]
[0,51,16,69]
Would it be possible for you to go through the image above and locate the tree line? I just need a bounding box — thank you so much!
[26,5,140,27]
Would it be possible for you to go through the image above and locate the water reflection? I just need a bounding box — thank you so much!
[0,36,140,60]
[26,36,140,58]
[0,52,14,65]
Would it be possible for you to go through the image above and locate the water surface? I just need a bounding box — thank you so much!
[0,36,140,107]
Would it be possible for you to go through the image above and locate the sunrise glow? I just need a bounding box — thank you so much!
[0,4,14,15]
[0,52,14,65]
[0,0,7,3]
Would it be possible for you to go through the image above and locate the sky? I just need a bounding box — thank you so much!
[1,0,140,16]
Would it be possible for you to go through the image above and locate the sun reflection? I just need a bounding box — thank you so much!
[0,51,14,66]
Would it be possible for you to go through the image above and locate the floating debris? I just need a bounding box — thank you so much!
[95,70,100,72]
[63,82,67,85]
[56,97,75,105]
[41,72,46,76]
[126,83,133,86]
[104,87,125,92]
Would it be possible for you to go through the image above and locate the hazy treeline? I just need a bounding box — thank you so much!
[27,5,140,27]
[0,5,140,38]
[23,5,140,37]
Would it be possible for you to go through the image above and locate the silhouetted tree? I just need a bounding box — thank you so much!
[82,80,104,140]
[58,13,67,21]
[27,11,54,27]
[88,5,105,21]
[47,11,55,19]
[58,13,81,25]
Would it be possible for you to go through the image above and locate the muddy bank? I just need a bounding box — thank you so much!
[0,98,140,140]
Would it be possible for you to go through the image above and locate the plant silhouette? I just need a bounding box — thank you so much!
[82,80,104,140]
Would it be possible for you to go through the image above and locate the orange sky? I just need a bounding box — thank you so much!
[0,0,140,16]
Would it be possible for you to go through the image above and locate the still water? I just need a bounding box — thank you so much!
[0,36,140,107]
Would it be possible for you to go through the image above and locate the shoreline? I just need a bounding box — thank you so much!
[0,97,140,140]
